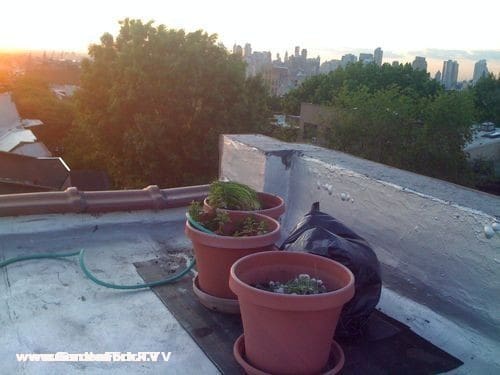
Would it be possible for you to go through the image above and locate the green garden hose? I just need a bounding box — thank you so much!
[0,249,196,290]
[0,217,217,290]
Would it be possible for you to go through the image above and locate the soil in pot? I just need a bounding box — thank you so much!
[229,251,355,375]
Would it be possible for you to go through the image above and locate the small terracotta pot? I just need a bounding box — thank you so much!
[185,212,281,300]
[229,251,355,375]
[204,192,285,220]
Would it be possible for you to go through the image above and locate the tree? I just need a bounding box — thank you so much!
[283,62,442,114]
[64,19,270,188]
[12,74,75,153]
[326,87,475,185]
[472,74,500,124]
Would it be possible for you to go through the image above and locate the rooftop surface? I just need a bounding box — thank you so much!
[1,134,499,374]
[0,207,465,375]
[1,209,218,375]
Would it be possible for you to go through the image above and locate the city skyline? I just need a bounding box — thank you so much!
[2,0,500,80]
[234,44,498,82]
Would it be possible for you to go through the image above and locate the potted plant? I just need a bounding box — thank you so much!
[229,251,355,374]
[185,202,281,313]
[204,181,285,220]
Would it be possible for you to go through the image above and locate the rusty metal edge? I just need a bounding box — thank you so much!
[0,184,209,217]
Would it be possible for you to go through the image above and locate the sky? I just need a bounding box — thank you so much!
[2,0,500,79]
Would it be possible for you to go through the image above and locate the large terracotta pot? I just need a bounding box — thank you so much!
[229,251,355,375]
[185,211,281,300]
[204,192,285,220]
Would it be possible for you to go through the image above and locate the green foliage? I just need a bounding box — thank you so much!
[65,19,270,188]
[472,74,500,124]
[255,274,328,295]
[12,74,75,154]
[283,62,442,115]
[188,202,268,236]
[470,158,496,186]
[328,87,475,185]
[268,124,299,143]
[188,201,230,234]
[188,200,204,222]
[208,181,261,210]
[233,216,268,237]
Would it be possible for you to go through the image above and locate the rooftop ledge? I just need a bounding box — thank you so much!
[1,134,499,374]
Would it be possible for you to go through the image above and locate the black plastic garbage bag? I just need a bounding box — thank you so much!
[280,202,382,338]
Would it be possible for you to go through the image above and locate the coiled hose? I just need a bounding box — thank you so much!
[0,249,196,289]
[0,215,212,290]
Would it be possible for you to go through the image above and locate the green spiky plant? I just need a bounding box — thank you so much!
[208,181,261,211]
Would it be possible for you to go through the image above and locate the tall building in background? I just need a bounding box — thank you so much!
[434,70,442,82]
[294,46,300,57]
[341,54,357,67]
[359,53,373,64]
[412,56,427,72]
[392,61,399,67]
[232,44,243,57]
[442,60,459,89]
[374,47,383,66]
[473,59,489,84]
[244,43,252,58]
[301,49,307,60]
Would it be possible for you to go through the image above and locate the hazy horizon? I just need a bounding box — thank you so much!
[2,0,500,80]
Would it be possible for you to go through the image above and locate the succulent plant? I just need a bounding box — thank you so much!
[255,274,328,295]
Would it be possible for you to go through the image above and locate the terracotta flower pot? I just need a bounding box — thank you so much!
[185,211,281,300]
[229,251,355,375]
[204,192,285,220]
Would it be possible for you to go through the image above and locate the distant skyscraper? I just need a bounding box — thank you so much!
[359,53,373,64]
[284,51,289,63]
[442,60,459,89]
[320,59,341,74]
[473,59,488,84]
[374,47,383,66]
[244,43,252,58]
[434,70,442,82]
[232,44,243,57]
[294,46,300,57]
[341,54,357,67]
[301,49,307,60]
[392,61,399,67]
[412,56,427,72]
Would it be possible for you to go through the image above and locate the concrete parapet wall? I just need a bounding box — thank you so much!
[220,134,500,343]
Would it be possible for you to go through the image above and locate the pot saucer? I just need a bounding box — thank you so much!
[233,334,345,375]
[192,275,240,314]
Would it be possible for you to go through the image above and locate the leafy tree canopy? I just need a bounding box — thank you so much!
[327,86,475,185]
[472,74,500,124]
[12,74,75,154]
[283,62,442,114]
[64,19,270,188]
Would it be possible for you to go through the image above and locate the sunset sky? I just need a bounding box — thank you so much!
[2,0,500,79]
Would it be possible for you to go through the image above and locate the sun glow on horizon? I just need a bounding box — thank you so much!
[2,0,500,78]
